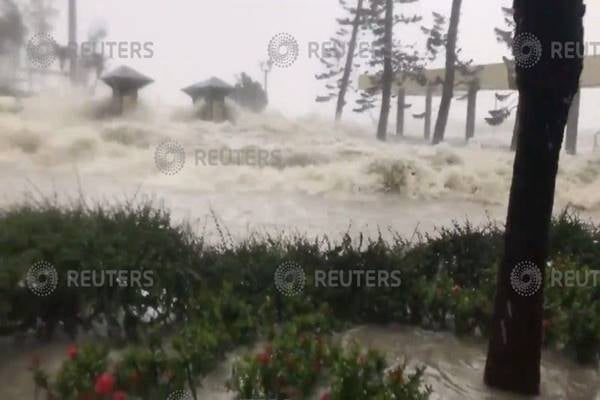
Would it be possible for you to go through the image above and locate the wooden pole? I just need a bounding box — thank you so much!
[465,81,478,140]
[68,0,77,83]
[424,83,433,140]
[396,87,405,136]
[565,89,581,155]
[264,69,269,96]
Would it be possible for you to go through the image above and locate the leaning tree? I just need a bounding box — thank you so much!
[431,0,463,145]
[315,0,370,122]
[354,0,420,140]
[484,0,585,395]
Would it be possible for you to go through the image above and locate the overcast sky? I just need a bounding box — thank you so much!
[31,0,600,123]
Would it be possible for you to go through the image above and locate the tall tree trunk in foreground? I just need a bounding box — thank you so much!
[376,0,394,141]
[431,0,462,145]
[484,0,585,395]
[336,0,365,122]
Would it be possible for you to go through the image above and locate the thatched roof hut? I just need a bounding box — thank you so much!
[101,66,153,114]
[182,77,234,122]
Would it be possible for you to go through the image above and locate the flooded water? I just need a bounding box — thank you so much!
[1,92,600,398]
[1,92,599,241]
[196,326,600,400]
[2,326,599,400]
[344,326,600,400]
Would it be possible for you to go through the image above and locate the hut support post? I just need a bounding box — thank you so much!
[465,82,478,140]
[130,90,138,104]
[424,84,433,140]
[396,87,405,136]
[112,88,124,114]
[565,89,581,155]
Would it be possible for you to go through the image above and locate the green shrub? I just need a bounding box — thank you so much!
[327,345,431,400]
[2,201,599,368]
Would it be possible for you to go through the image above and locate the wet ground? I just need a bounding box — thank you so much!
[2,325,599,400]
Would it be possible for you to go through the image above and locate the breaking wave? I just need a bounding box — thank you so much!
[1,90,600,212]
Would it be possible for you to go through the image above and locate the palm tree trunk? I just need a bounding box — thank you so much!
[484,0,585,394]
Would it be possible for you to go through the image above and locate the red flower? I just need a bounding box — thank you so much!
[95,372,116,395]
[67,344,78,360]
[112,390,127,400]
[256,351,271,366]
[320,392,331,400]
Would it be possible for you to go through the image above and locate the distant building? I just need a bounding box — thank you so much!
[359,56,600,154]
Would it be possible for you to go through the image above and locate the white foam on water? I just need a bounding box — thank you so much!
[1,91,599,239]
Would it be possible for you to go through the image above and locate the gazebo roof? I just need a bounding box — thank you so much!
[101,66,154,91]
[182,77,234,97]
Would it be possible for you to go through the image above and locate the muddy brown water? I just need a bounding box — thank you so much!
[2,325,598,400]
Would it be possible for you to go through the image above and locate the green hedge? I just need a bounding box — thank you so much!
[0,201,599,365]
